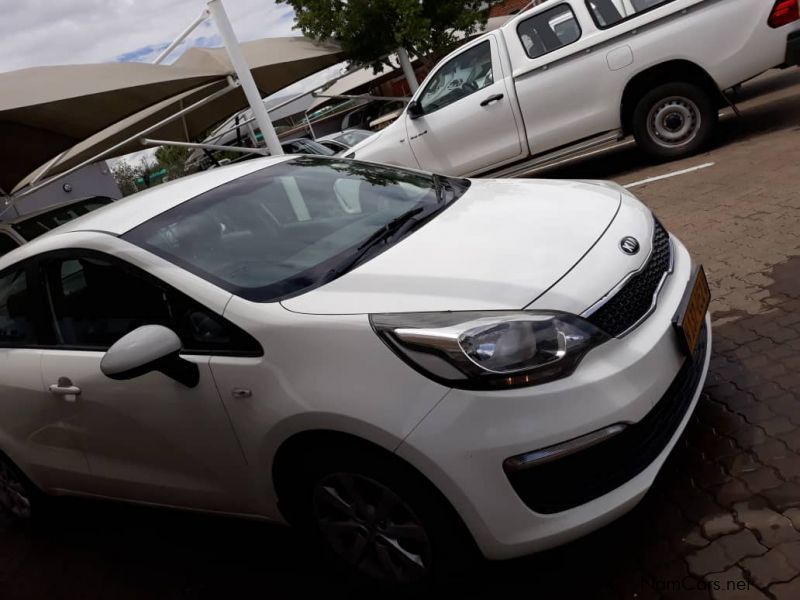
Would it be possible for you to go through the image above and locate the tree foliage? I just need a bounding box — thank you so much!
[111,160,142,197]
[155,145,190,180]
[277,0,499,72]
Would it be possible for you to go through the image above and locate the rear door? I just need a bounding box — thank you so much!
[405,36,524,176]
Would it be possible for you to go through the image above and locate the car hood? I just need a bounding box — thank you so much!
[282,179,621,315]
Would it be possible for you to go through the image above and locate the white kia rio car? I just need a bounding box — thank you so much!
[0,156,710,584]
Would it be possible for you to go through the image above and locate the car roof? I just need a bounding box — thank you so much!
[1,195,112,225]
[31,156,292,240]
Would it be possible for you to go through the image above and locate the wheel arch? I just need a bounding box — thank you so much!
[620,60,725,135]
[271,428,475,545]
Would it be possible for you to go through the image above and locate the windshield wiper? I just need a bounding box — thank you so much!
[358,206,425,250]
[328,207,426,279]
[432,173,451,205]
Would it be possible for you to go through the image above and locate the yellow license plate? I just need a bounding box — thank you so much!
[675,266,711,356]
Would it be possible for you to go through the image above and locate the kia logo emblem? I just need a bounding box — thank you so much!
[620,237,640,255]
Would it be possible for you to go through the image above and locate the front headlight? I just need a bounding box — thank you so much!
[370,312,609,390]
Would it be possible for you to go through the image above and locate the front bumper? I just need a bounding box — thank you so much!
[397,237,711,560]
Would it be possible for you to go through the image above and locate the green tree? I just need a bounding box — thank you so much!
[111,160,142,196]
[277,0,499,73]
[155,145,190,180]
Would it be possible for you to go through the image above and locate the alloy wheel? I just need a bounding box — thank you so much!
[312,472,432,584]
[647,96,702,149]
[0,460,32,520]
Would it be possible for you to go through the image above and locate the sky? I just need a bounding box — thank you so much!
[0,0,299,72]
[0,0,348,166]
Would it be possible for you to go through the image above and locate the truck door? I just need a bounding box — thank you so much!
[510,2,628,156]
[405,36,524,176]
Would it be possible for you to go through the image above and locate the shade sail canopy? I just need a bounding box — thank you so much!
[5,36,344,194]
[173,36,343,94]
[0,62,224,193]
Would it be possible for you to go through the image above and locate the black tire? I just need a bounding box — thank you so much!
[632,81,718,160]
[279,443,479,587]
[0,452,39,522]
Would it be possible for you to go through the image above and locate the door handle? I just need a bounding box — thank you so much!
[49,377,81,403]
[480,94,504,107]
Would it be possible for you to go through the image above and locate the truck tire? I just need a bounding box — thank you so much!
[632,82,717,160]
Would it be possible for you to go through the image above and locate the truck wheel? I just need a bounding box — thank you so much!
[279,444,478,586]
[632,82,717,160]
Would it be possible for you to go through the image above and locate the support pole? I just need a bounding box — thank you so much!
[140,138,267,156]
[208,0,283,156]
[153,8,211,65]
[397,47,419,94]
[305,113,316,140]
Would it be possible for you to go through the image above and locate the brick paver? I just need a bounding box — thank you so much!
[2,68,800,597]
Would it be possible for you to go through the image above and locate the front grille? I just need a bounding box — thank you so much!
[587,220,672,337]
[504,324,707,514]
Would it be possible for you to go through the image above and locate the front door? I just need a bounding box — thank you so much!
[35,252,257,511]
[0,265,89,489]
[406,37,524,176]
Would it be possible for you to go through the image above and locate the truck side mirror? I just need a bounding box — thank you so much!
[407,101,424,120]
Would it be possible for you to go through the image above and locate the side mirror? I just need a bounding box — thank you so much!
[100,325,200,388]
[407,100,424,120]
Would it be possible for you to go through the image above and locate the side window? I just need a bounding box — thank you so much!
[419,41,495,114]
[42,255,261,355]
[0,234,19,258]
[586,0,674,29]
[517,5,582,59]
[0,269,34,345]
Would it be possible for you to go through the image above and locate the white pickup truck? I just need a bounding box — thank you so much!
[348,0,800,177]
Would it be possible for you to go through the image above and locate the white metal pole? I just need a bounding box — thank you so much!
[397,47,419,94]
[305,113,316,140]
[153,8,211,65]
[207,0,283,156]
[140,138,267,155]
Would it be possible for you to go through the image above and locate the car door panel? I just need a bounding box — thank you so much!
[0,348,91,488]
[39,350,248,509]
[406,36,524,176]
[0,264,91,489]
[33,251,252,511]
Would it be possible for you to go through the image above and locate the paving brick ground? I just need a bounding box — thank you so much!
[2,68,800,598]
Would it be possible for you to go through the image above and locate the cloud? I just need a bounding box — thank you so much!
[0,0,298,72]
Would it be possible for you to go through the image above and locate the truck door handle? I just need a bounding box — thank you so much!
[49,377,81,403]
[480,94,504,107]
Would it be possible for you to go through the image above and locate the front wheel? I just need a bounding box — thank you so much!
[0,454,35,521]
[280,445,477,586]
[632,82,718,160]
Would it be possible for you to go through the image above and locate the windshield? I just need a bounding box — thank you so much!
[12,196,114,241]
[335,130,374,146]
[282,139,336,156]
[123,157,469,302]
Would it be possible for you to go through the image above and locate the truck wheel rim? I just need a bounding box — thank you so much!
[0,461,32,520]
[313,472,432,584]
[647,96,701,148]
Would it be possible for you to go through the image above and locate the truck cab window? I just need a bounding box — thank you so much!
[586,0,675,29]
[518,5,582,59]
